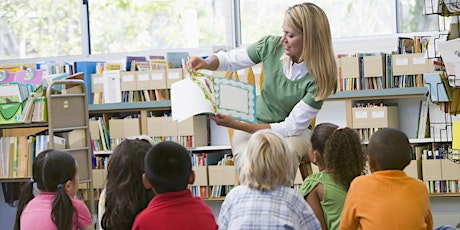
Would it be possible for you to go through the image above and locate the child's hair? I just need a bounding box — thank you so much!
[42,150,78,230]
[144,141,192,194]
[311,123,366,189]
[239,129,297,191]
[102,139,154,230]
[367,128,411,170]
[14,149,53,230]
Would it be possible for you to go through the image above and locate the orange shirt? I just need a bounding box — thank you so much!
[340,170,433,230]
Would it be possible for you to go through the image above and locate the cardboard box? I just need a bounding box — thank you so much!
[441,159,460,180]
[149,69,167,89]
[109,118,140,139]
[91,74,104,93]
[92,169,106,189]
[363,55,384,77]
[192,166,208,186]
[208,165,236,186]
[392,53,430,76]
[166,68,183,88]
[147,116,178,137]
[422,159,442,181]
[177,115,208,147]
[340,56,360,78]
[352,106,398,129]
[136,71,152,90]
[404,160,422,179]
[120,72,137,91]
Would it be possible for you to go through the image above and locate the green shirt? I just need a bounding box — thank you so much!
[246,35,323,124]
[299,172,347,230]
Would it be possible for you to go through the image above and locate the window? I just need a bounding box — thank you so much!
[398,0,450,33]
[0,0,82,60]
[239,0,397,45]
[88,0,231,54]
[0,0,451,61]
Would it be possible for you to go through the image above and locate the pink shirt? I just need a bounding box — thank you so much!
[20,192,93,230]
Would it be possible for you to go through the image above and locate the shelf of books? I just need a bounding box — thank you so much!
[0,77,95,214]
[189,147,235,200]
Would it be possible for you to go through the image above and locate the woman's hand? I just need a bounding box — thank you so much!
[188,55,219,71]
[209,113,237,129]
[188,56,207,71]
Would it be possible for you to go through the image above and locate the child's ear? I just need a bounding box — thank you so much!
[142,173,152,189]
[188,170,195,185]
[311,150,319,164]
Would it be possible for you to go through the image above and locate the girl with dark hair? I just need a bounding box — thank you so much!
[99,138,154,230]
[299,123,367,230]
[18,149,93,230]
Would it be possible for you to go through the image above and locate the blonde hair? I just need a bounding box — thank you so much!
[284,2,337,101]
[239,129,297,191]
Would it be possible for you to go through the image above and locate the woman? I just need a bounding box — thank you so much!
[188,2,337,179]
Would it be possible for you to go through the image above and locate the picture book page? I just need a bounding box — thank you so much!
[171,77,215,123]
[214,77,256,123]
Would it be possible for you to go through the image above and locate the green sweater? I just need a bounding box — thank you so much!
[246,35,323,124]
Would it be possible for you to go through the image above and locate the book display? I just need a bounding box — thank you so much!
[0,78,95,216]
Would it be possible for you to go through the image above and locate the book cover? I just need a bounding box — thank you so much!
[126,56,146,71]
[102,70,122,103]
[171,71,256,123]
[74,61,104,104]
[166,52,189,68]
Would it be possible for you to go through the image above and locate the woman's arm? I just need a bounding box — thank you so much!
[210,114,270,134]
[305,183,327,230]
[188,48,255,72]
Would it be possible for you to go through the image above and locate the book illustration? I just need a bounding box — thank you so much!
[171,70,256,123]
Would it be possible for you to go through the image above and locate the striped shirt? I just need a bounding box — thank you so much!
[218,185,320,230]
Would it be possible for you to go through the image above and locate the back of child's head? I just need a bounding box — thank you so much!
[367,128,411,171]
[239,129,297,192]
[42,150,78,230]
[310,123,339,166]
[314,123,366,189]
[14,149,53,230]
[144,141,191,194]
[102,138,154,230]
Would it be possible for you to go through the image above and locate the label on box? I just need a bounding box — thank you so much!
[168,72,180,79]
[354,111,368,119]
[94,76,103,84]
[123,74,134,82]
[152,73,164,80]
[138,74,149,81]
[371,111,385,118]
[412,57,426,65]
[395,58,409,66]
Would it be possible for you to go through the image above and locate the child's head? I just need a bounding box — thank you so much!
[42,150,79,195]
[311,123,366,189]
[41,150,78,230]
[143,141,193,194]
[102,138,154,229]
[239,129,297,192]
[367,128,411,171]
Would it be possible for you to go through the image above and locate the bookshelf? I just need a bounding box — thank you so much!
[0,79,95,217]
[320,86,460,196]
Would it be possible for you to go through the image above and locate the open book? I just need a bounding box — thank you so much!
[171,71,256,123]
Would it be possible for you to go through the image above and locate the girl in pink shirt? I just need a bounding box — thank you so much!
[17,149,94,230]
